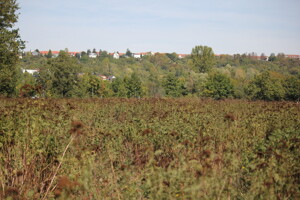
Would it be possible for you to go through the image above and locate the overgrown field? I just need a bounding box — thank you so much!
[0,98,299,199]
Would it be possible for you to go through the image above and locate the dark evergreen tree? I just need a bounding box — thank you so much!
[125,73,142,98]
[46,49,53,58]
[268,53,276,61]
[163,74,186,97]
[125,48,132,57]
[111,77,127,97]
[166,52,178,62]
[81,51,87,57]
[75,53,81,59]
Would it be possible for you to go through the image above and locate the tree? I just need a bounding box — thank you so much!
[92,48,97,54]
[49,51,80,97]
[166,52,178,62]
[75,53,81,59]
[81,51,87,57]
[124,73,142,98]
[80,73,112,97]
[111,77,127,97]
[185,71,207,96]
[283,76,300,101]
[36,68,54,97]
[99,50,109,59]
[163,74,187,97]
[246,71,285,101]
[277,53,285,60]
[0,0,24,96]
[46,49,53,58]
[268,53,276,61]
[147,73,163,97]
[191,45,215,73]
[203,73,234,100]
[125,48,132,57]
[81,73,101,97]
[16,71,38,97]
[260,53,267,61]
[87,49,91,55]
[101,57,110,75]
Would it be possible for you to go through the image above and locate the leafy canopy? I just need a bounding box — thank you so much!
[0,0,24,96]
[247,71,285,101]
[191,45,215,73]
[203,73,234,100]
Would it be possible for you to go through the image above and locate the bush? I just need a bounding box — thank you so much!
[247,72,285,101]
[203,72,234,99]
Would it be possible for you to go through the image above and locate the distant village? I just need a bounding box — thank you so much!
[25,50,190,59]
[20,50,191,80]
[23,49,300,60]
[20,49,300,81]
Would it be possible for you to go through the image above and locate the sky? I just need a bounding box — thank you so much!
[17,0,300,55]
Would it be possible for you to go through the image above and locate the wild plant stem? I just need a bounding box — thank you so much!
[42,135,75,200]
[109,153,121,200]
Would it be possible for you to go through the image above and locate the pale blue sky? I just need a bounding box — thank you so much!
[17,0,300,55]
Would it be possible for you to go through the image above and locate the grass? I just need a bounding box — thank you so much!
[0,98,299,199]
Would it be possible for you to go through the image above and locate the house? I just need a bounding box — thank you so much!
[68,52,79,57]
[52,51,60,58]
[141,52,155,56]
[133,52,154,59]
[285,55,300,59]
[39,51,48,55]
[98,75,108,80]
[22,68,39,75]
[108,75,116,81]
[133,53,142,59]
[31,51,40,56]
[113,52,120,59]
[88,53,97,58]
[39,50,60,57]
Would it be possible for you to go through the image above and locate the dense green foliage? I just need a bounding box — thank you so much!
[17,47,300,100]
[0,98,299,199]
[0,0,24,96]
[191,45,215,73]
[247,72,285,101]
[162,74,187,97]
[203,73,234,99]
[49,51,81,97]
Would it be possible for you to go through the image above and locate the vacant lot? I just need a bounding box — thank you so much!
[0,98,299,199]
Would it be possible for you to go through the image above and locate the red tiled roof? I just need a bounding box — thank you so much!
[39,51,48,54]
[286,55,300,58]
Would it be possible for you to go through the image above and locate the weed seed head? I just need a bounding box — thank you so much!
[70,120,84,135]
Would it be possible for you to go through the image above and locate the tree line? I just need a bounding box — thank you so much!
[14,49,300,101]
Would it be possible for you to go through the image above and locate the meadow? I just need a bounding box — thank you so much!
[0,98,299,199]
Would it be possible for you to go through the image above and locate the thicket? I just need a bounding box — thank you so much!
[0,98,299,199]
[17,51,300,100]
